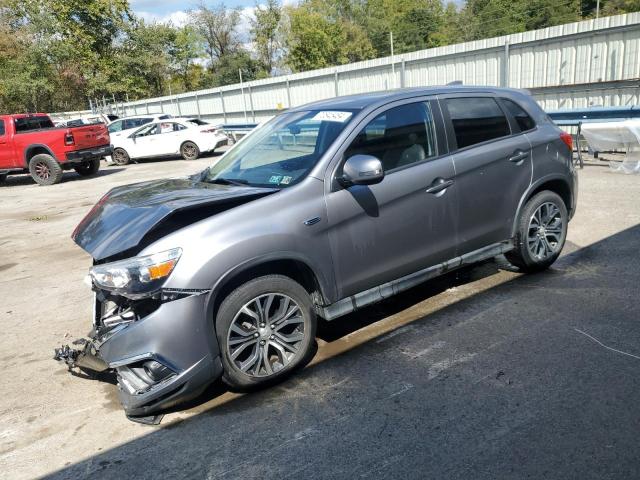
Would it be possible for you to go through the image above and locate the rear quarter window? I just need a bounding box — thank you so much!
[0,120,5,136]
[501,98,536,132]
[445,97,511,149]
[14,116,54,132]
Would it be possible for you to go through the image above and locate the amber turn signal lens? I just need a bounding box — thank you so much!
[147,260,177,280]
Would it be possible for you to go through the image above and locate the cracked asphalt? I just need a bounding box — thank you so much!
[1,157,639,479]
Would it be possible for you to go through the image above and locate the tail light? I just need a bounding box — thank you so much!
[201,128,218,134]
[64,132,75,146]
[560,131,573,151]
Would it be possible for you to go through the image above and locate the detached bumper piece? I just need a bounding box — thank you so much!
[54,338,109,372]
[53,288,223,424]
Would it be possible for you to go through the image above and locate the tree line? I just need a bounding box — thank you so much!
[0,0,637,113]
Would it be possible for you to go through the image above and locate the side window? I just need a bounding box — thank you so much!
[0,120,5,136]
[501,98,536,132]
[345,102,437,172]
[108,120,123,133]
[136,123,159,136]
[158,122,181,134]
[445,97,511,149]
[14,116,54,132]
[123,119,137,130]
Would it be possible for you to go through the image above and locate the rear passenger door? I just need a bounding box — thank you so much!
[440,94,532,255]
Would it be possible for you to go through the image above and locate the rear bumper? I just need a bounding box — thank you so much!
[55,290,223,418]
[202,135,229,152]
[65,145,113,163]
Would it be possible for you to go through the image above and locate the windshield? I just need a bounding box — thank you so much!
[205,109,356,188]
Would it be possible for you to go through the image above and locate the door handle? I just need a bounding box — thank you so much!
[509,151,528,163]
[426,178,454,194]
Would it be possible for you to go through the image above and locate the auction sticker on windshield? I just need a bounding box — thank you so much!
[313,111,352,123]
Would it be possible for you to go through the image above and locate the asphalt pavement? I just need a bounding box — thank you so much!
[51,172,640,479]
[1,159,639,479]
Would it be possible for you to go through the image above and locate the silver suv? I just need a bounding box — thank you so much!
[55,86,578,421]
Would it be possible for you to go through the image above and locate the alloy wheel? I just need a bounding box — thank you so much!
[113,150,128,165]
[34,161,50,180]
[527,202,564,260]
[182,143,197,159]
[226,293,305,378]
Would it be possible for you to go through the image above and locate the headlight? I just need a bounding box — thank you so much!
[90,248,182,299]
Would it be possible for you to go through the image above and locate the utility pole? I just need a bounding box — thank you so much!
[390,31,395,89]
[596,0,600,19]
[239,69,248,123]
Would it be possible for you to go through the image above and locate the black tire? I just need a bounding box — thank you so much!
[216,275,317,391]
[74,158,101,176]
[506,190,568,273]
[29,154,63,186]
[0,173,7,183]
[112,148,130,166]
[180,141,200,160]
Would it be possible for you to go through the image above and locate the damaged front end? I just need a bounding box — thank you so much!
[54,267,222,423]
[55,179,271,421]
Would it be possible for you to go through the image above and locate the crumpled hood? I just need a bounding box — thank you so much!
[72,177,277,261]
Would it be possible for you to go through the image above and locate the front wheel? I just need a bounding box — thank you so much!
[181,141,200,160]
[506,190,568,272]
[74,158,101,176]
[216,275,317,391]
[29,154,63,186]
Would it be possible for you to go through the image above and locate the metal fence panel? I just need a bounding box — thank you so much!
[53,13,640,122]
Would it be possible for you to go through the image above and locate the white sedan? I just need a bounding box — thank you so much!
[110,118,228,165]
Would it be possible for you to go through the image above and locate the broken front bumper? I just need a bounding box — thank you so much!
[54,289,223,418]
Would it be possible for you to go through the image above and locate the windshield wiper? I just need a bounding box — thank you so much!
[208,177,250,187]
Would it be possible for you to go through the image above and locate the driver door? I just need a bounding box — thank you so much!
[325,99,458,299]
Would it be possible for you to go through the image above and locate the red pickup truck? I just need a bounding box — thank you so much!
[0,113,112,185]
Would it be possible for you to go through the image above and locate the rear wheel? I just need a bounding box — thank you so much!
[74,158,101,176]
[29,154,63,186]
[506,190,568,272]
[181,141,200,160]
[112,148,130,166]
[216,275,317,391]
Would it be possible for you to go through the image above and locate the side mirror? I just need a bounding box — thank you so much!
[340,154,384,186]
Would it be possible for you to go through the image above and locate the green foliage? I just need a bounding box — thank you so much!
[213,51,269,86]
[251,0,284,73]
[364,0,445,56]
[189,2,242,66]
[601,0,640,16]
[284,2,375,71]
[0,0,639,113]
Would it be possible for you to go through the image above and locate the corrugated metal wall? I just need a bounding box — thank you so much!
[58,12,640,122]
